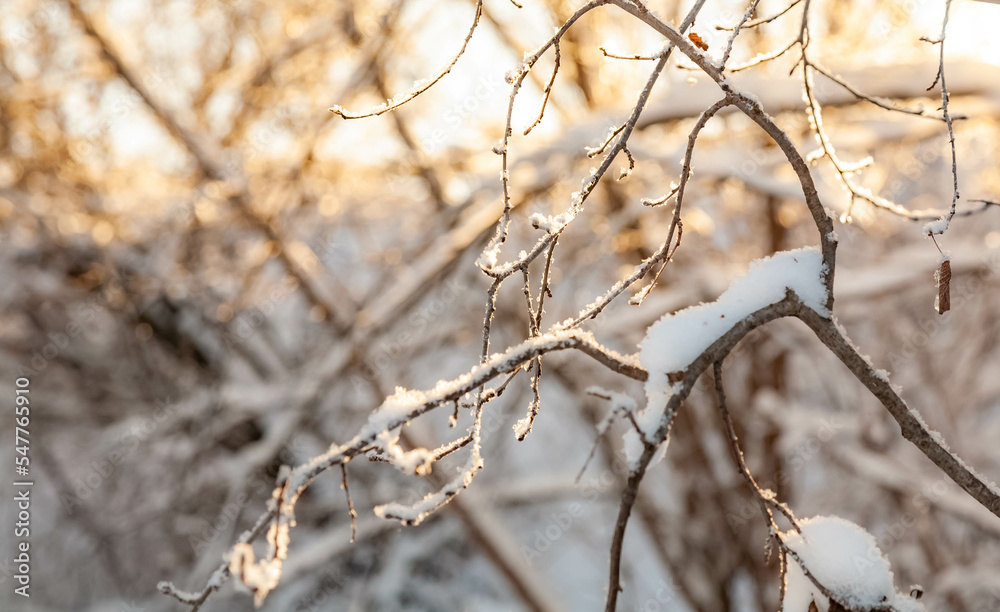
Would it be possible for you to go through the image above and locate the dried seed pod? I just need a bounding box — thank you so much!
[935,257,951,314]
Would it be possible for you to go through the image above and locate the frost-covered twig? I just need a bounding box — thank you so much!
[158,508,276,611]
[626,97,730,307]
[922,0,959,237]
[566,87,728,322]
[329,1,483,119]
[712,360,802,606]
[523,41,561,136]
[725,37,798,72]
[340,464,357,543]
[789,0,983,231]
[479,0,707,285]
[598,45,659,60]
[718,0,762,69]
[576,388,640,482]
[481,0,610,270]
[809,61,959,122]
[715,0,803,31]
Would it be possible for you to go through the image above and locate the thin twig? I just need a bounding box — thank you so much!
[924,0,960,237]
[713,362,800,531]
[340,464,358,543]
[524,41,561,135]
[330,1,484,118]
[719,0,762,68]
[599,46,659,60]
[716,0,803,31]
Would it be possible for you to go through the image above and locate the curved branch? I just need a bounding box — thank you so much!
[795,308,1000,518]
[604,290,1000,609]
[605,293,803,611]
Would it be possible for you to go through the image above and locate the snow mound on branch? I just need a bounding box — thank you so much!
[640,247,828,376]
[623,248,828,468]
[783,516,924,612]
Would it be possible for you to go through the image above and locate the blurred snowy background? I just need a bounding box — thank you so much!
[1,0,1000,610]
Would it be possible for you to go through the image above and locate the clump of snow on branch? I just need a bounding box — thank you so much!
[373,449,483,526]
[513,414,533,440]
[374,429,434,475]
[923,217,950,236]
[229,543,283,607]
[530,211,571,234]
[624,248,828,468]
[782,516,924,612]
[640,247,829,375]
[476,242,501,270]
[514,412,534,441]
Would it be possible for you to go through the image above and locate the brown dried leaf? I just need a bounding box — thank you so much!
[689,32,709,51]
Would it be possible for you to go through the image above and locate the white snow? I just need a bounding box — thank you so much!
[530,212,571,233]
[476,242,501,270]
[782,516,925,612]
[923,217,950,236]
[229,543,283,606]
[640,247,828,377]
[374,451,483,525]
[513,415,533,439]
[374,429,434,475]
[624,248,828,468]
